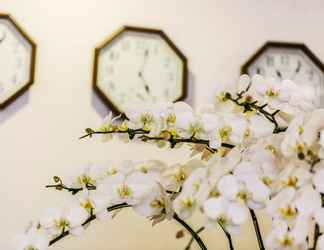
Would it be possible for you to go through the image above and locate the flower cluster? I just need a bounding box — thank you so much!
[17,75,324,250]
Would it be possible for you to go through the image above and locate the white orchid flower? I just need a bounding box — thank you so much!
[77,190,111,220]
[99,112,118,141]
[203,196,247,234]
[173,167,209,218]
[98,172,156,206]
[133,183,172,218]
[265,219,308,250]
[39,203,88,237]
[252,75,315,116]
[174,102,205,138]
[266,187,297,221]
[67,163,106,189]
[161,159,203,192]
[15,227,49,250]
[133,160,167,182]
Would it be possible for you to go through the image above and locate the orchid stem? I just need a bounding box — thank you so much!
[173,214,208,250]
[249,209,265,250]
[49,203,130,246]
[218,222,234,250]
[184,226,205,250]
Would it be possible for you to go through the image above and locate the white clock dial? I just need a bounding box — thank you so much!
[0,16,34,106]
[94,27,187,113]
[245,45,324,107]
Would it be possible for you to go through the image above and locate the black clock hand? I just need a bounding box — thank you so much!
[276,69,283,79]
[295,61,301,74]
[138,49,151,94]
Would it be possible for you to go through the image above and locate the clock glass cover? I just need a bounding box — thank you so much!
[242,42,324,108]
[93,26,187,113]
[0,14,36,108]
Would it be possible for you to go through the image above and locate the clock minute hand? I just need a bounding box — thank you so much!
[138,49,151,94]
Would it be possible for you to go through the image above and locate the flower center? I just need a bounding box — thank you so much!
[279,206,297,219]
[265,88,279,97]
[150,199,165,209]
[118,184,133,198]
[55,218,69,229]
[219,126,232,141]
[280,235,294,247]
[175,169,187,183]
[181,198,195,208]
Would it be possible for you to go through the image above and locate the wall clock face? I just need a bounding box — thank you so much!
[241,42,324,108]
[93,26,188,114]
[0,14,36,109]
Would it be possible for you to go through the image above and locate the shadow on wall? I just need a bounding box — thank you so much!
[91,71,196,118]
[0,91,30,125]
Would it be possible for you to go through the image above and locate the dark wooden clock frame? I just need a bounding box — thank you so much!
[241,41,324,76]
[92,26,188,114]
[0,13,37,109]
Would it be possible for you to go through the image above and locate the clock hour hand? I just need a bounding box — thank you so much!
[276,69,283,80]
[137,49,151,95]
[138,71,150,94]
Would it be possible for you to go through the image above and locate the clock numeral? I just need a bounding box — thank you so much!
[12,74,17,85]
[107,66,114,74]
[109,51,119,61]
[154,45,159,55]
[121,40,130,51]
[108,81,115,90]
[164,57,171,68]
[168,72,175,82]
[136,40,146,50]
[280,55,289,65]
[266,56,274,66]
[308,69,314,81]
[255,67,265,75]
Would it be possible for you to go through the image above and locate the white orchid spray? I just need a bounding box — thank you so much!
[16,74,324,250]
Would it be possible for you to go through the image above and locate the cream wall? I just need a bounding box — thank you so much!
[1,0,324,249]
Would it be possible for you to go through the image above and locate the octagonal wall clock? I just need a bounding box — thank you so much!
[0,13,36,109]
[93,26,188,114]
[241,41,324,108]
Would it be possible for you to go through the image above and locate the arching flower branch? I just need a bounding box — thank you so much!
[16,75,324,250]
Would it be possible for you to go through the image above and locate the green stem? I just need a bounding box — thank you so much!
[184,226,205,250]
[218,222,234,250]
[249,209,265,250]
[173,214,208,250]
[49,203,130,246]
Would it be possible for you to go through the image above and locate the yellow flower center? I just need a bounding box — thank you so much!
[81,199,94,213]
[117,185,133,198]
[150,199,165,209]
[167,113,176,125]
[78,175,94,186]
[181,198,195,208]
[139,165,149,174]
[216,91,228,103]
[107,168,118,176]
[175,169,187,183]
[265,144,277,155]
[279,206,297,219]
[140,113,153,127]
[55,218,69,229]
[218,216,227,225]
[280,235,294,246]
[25,246,38,250]
[266,88,279,97]
[285,176,298,188]
[262,176,273,186]
[237,190,250,202]
[219,126,232,141]
[299,126,304,135]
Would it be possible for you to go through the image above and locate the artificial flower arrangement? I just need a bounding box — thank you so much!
[16,74,324,250]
